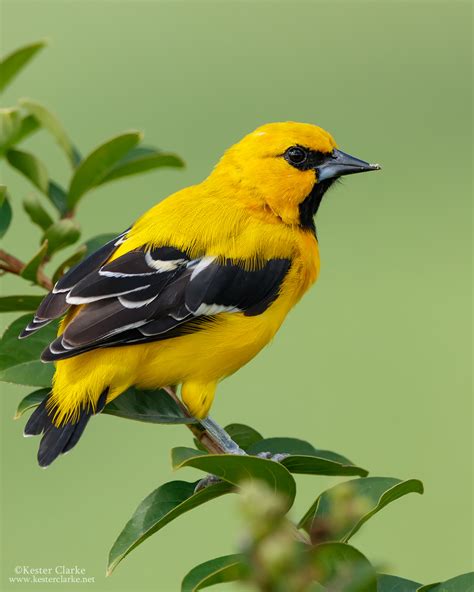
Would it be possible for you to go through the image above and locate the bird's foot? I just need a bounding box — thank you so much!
[194,473,221,492]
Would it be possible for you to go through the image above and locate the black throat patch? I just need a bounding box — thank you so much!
[299,178,336,233]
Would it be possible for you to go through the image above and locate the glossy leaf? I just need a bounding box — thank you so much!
[52,247,86,283]
[311,542,377,592]
[23,195,54,231]
[299,477,424,543]
[42,219,81,255]
[107,480,233,575]
[172,447,296,510]
[99,146,184,185]
[0,313,55,386]
[248,437,368,477]
[282,455,368,478]
[224,423,263,450]
[14,388,49,419]
[0,40,47,93]
[0,187,12,238]
[20,241,49,284]
[103,387,196,424]
[377,574,421,592]
[181,554,248,592]
[67,131,142,209]
[417,573,474,592]
[20,98,81,167]
[0,295,44,313]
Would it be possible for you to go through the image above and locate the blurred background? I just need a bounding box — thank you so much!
[1,1,472,591]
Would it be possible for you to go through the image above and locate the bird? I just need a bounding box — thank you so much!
[20,121,380,467]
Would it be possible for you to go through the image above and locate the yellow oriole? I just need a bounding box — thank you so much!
[21,122,380,466]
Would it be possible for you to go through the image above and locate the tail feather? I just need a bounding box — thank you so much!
[24,391,108,467]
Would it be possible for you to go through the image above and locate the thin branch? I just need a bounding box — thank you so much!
[0,248,53,291]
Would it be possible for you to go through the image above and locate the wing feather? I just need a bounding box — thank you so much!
[26,240,291,362]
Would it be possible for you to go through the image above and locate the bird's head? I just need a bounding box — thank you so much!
[210,122,380,229]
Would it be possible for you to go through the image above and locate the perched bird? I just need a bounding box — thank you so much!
[21,122,380,466]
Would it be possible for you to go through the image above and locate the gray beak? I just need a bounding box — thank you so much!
[316,148,381,182]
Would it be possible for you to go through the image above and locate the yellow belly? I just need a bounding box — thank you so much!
[50,280,294,423]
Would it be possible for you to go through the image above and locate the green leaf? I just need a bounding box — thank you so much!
[311,542,377,592]
[107,480,233,575]
[67,131,142,209]
[20,241,49,284]
[248,437,323,456]
[103,387,196,424]
[417,573,474,592]
[42,219,81,255]
[52,247,86,283]
[0,108,21,150]
[5,148,68,213]
[7,114,41,147]
[14,388,49,419]
[23,195,54,231]
[20,98,81,167]
[0,111,40,155]
[0,40,47,93]
[299,477,424,543]
[6,148,48,193]
[0,187,12,238]
[281,455,368,478]
[172,447,296,510]
[0,295,44,313]
[181,554,248,592]
[48,181,68,214]
[248,437,368,477]
[0,313,56,386]
[377,574,422,592]
[99,146,184,185]
[224,423,263,450]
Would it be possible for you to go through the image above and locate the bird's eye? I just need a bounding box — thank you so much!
[285,146,307,165]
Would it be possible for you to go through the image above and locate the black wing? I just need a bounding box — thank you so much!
[25,240,290,362]
[20,229,129,338]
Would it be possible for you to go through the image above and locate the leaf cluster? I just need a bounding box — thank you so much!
[0,40,184,299]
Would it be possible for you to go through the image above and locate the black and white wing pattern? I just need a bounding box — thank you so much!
[21,236,291,362]
[20,230,129,338]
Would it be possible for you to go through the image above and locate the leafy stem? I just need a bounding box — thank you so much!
[0,248,52,290]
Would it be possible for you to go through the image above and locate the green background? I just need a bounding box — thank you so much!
[1,1,472,591]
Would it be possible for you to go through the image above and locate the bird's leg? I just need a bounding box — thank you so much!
[193,416,246,492]
[199,416,246,456]
[162,387,285,491]
[163,386,244,455]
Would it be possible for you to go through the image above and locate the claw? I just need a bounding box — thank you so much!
[194,474,221,492]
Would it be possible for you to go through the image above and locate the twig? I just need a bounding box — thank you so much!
[0,248,53,291]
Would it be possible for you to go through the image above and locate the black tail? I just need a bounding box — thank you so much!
[24,391,108,467]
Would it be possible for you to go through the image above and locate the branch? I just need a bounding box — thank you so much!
[0,248,53,291]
